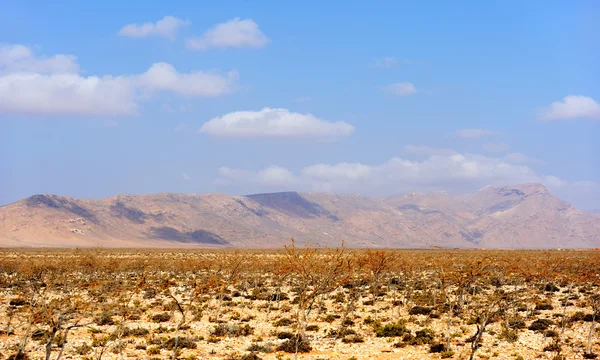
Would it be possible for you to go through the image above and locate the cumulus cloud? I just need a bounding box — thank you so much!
[215,152,599,209]
[118,16,190,40]
[381,82,417,96]
[0,44,79,74]
[0,45,238,116]
[455,129,498,139]
[217,153,538,194]
[539,95,600,121]
[199,108,354,138]
[0,72,138,115]
[137,62,238,97]
[482,142,510,153]
[186,18,269,50]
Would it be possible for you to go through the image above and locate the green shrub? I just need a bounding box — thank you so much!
[375,323,408,337]
[411,328,435,345]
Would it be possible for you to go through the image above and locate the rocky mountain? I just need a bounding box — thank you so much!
[0,183,598,248]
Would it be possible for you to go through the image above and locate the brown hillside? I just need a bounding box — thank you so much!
[0,183,598,248]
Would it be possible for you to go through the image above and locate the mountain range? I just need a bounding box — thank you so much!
[0,183,598,248]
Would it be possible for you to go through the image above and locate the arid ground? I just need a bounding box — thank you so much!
[1,245,599,359]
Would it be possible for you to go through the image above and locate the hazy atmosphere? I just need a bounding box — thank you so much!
[3,3,600,359]
[1,1,599,210]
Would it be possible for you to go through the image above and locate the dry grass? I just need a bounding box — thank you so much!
[0,245,599,359]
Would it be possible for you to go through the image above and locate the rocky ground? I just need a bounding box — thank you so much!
[0,248,598,359]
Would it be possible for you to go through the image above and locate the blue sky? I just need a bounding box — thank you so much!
[1,0,599,209]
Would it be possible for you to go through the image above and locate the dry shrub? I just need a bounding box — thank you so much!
[212,323,254,337]
[151,312,171,323]
[409,306,432,315]
[529,319,554,331]
[276,336,312,353]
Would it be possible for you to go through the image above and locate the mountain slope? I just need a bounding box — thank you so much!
[0,184,598,248]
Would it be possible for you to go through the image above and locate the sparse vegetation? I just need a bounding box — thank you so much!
[0,245,598,359]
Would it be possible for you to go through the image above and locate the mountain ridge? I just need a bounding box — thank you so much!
[1,183,598,248]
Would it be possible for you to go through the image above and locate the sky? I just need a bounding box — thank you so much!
[1,1,599,210]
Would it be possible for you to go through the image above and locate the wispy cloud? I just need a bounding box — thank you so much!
[186,18,269,50]
[294,96,311,103]
[381,82,417,96]
[454,129,499,139]
[504,153,545,165]
[216,153,598,208]
[137,62,238,97]
[370,57,398,68]
[403,145,457,156]
[370,57,416,68]
[482,142,510,153]
[118,16,190,40]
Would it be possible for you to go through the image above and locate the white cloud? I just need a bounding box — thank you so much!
[255,166,298,186]
[199,107,354,138]
[118,16,190,40]
[455,129,498,139]
[215,152,599,209]
[137,62,238,97]
[186,18,269,50]
[0,72,138,115]
[0,45,239,116]
[403,145,457,156]
[539,95,600,121]
[504,153,545,165]
[217,153,539,194]
[0,44,79,74]
[182,172,192,181]
[482,142,510,153]
[382,82,417,96]
[216,166,298,189]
